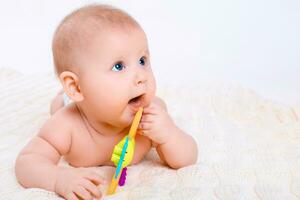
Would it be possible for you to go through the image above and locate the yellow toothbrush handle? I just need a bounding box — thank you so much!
[106,107,143,195]
[107,171,120,195]
[128,107,143,139]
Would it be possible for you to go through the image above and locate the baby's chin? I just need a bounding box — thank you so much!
[114,112,135,130]
[117,104,143,127]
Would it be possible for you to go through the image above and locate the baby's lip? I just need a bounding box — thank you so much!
[128,93,147,112]
[128,92,145,103]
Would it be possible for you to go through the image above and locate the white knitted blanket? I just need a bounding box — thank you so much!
[1,68,300,200]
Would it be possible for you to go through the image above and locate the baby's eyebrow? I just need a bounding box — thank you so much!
[142,49,150,56]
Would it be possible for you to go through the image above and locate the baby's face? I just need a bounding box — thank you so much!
[77,27,156,128]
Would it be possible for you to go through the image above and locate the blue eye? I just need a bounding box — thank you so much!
[139,57,146,66]
[112,62,125,71]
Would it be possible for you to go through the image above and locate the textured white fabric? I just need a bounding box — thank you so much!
[1,68,300,200]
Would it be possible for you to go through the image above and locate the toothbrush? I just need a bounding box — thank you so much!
[106,107,143,195]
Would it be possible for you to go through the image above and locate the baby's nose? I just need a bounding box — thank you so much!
[134,70,147,86]
[136,78,146,85]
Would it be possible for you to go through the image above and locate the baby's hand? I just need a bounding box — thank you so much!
[55,167,106,200]
[138,101,176,144]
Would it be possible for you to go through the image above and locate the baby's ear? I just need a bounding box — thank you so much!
[59,71,84,102]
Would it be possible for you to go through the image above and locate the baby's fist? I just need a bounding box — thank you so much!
[55,167,106,200]
[138,100,175,144]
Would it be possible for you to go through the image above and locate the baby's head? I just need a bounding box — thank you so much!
[52,4,156,128]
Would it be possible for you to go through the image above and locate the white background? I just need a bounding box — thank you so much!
[0,0,299,105]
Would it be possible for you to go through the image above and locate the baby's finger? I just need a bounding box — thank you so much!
[84,171,107,186]
[81,179,102,199]
[140,115,154,122]
[139,122,151,130]
[66,192,80,200]
[74,186,93,200]
[137,129,146,136]
[143,101,156,108]
[143,106,157,114]
[141,130,150,136]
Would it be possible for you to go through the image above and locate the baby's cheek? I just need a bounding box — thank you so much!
[147,76,156,96]
[151,81,156,96]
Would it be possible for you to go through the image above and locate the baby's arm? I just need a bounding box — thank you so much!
[15,109,104,199]
[138,97,198,169]
[156,126,198,169]
[15,112,71,191]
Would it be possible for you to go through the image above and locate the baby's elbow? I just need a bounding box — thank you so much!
[15,154,29,188]
[173,143,198,169]
[168,155,198,170]
[189,136,198,165]
[15,153,23,176]
[189,152,198,167]
[168,160,195,170]
[191,139,198,164]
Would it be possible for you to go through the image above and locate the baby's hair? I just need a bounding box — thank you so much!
[52,4,141,76]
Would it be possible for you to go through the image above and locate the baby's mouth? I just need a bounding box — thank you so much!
[128,94,145,108]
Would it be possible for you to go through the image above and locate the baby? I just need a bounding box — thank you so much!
[15,4,198,200]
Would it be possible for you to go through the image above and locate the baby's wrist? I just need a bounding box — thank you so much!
[53,167,67,196]
[159,125,181,146]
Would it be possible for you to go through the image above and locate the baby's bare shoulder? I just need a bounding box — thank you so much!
[38,104,78,155]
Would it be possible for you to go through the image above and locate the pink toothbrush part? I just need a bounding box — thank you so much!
[118,167,127,186]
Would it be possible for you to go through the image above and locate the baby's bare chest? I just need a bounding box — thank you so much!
[63,125,119,167]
